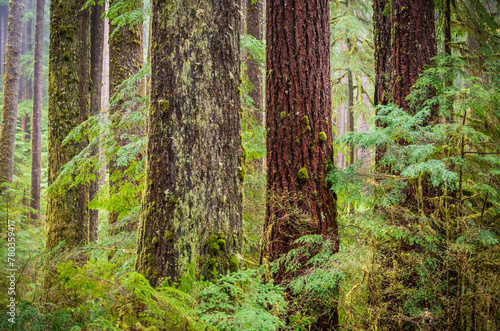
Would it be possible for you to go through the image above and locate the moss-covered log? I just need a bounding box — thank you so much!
[0,0,24,189]
[45,0,91,249]
[135,0,242,287]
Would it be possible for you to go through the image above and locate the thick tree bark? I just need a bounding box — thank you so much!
[88,1,105,242]
[0,0,24,189]
[136,0,243,287]
[391,0,436,115]
[108,0,143,227]
[245,0,263,122]
[264,0,338,327]
[392,0,438,215]
[45,0,91,249]
[30,0,45,220]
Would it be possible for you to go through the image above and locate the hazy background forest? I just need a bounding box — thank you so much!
[0,0,499,330]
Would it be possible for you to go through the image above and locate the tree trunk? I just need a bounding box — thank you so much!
[245,0,263,122]
[373,0,392,168]
[136,0,243,287]
[22,0,33,141]
[88,1,105,242]
[2,6,7,76]
[99,0,108,187]
[264,0,338,327]
[0,5,5,78]
[30,0,44,220]
[45,0,91,250]
[391,0,436,115]
[108,0,144,227]
[392,0,438,215]
[0,0,24,189]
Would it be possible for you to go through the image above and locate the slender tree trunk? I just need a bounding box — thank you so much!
[2,6,7,76]
[240,0,246,35]
[136,0,243,287]
[22,0,33,140]
[88,1,105,242]
[45,0,91,249]
[30,0,45,220]
[347,70,354,165]
[245,0,263,121]
[444,0,451,55]
[374,0,391,169]
[0,0,24,190]
[108,0,144,227]
[264,0,338,327]
[0,5,5,78]
[99,0,108,187]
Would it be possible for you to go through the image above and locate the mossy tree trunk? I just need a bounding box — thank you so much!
[0,0,24,190]
[45,0,91,249]
[264,0,338,327]
[108,0,144,227]
[89,1,105,241]
[30,0,44,220]
[136,0,243,287]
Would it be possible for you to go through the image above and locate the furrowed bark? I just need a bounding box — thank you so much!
[45,0,91,249]
[391,0,436,116]
[30,0,45,220]
[0,0,24,190]
[136,0,243,287]
[264,0,338,327]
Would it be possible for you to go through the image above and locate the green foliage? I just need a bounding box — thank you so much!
[195,269,286,330]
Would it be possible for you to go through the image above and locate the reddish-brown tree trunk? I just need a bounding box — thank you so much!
[264,0,338,327]
[392,0,436,115]
[392,0,438,215]
[30,0,45,220]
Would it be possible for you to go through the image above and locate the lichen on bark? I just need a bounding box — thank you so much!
[135,0,243,287]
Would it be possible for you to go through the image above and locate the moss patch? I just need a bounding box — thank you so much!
[298,167,309,183]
